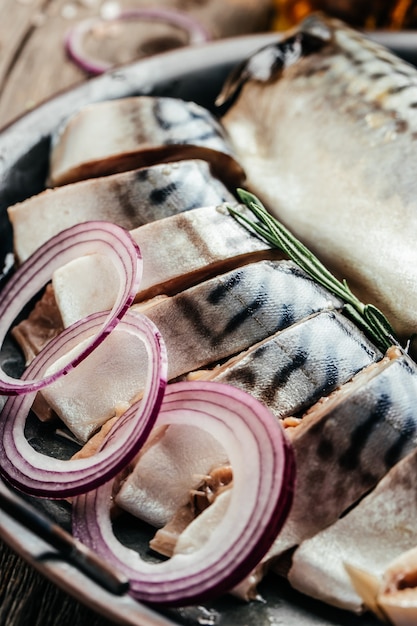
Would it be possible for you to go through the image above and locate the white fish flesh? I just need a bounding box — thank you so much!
[115,423,229,528]
[159,348,417,604]
[40,321,154,442]
[220,13,417,340]
[142,259,344,379]
[51,204,279,327]
[8,159,235,263]
[285,353,417,612]
[40,259,344,440]
[48,96,245,188]
[288,446,417,613]
[347,547,417,625]
[149,464,233,558]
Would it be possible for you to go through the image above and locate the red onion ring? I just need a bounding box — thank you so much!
[0,310,167,497]
[72,381,295,605]
[0,221,141,396]
[65,8,211,76]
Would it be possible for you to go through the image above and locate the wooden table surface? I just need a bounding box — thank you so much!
[0,0,276,130]
[0,1,276,625]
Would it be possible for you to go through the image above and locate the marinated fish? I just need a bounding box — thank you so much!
[143,259,343,381]
[115,423,229,528]
[158,348,417,603]
[11,284,64,365]
[347,546,417,625]
[189,309,381,421]
[40,321,154,442]
[149,464,233,558]
[51,204,279,327]
[219,13,417,340]
[7,21,417,614]
[287,445,417,614]
[40,259,344,441]
[49,96,245,188]
[121,307,382,596]
[8,159,235,264]
[283,353,417,612]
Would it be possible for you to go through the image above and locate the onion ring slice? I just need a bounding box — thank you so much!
[0,310,167,497]
[0,221,141,395]
[65,8,211,76]
[72,381,295,605]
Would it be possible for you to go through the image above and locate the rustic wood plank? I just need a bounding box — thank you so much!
[0,0,45,84]
[0,539,116,626]
[0,0,274,129]
[0,0,93,129]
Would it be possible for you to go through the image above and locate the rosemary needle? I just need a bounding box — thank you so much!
[228,188,398,353]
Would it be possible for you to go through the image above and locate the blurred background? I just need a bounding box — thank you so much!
[1,0,416,129]
[274,0,417,29]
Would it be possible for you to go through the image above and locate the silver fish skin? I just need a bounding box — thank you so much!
[220,14,417,340]
[265,350,417,569]
[41,259,343,441]
[143,259,344,380]
[198,309,381,420]
[48,96,245,188]
[288,404,417,613]
[8,160,235,263]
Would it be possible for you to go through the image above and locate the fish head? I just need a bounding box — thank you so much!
[215,13,333,110]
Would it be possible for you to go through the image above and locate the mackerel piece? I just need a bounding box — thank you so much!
[115,424,229,528]
[220,14,417,340]
[41,260,343,441]
[48,96,245,188]
[8,160,235,263]
[143,259,343,379]
[194,309,381,420]
[288,375,417,612]
[261,350,417,571]
[52,204,279,327]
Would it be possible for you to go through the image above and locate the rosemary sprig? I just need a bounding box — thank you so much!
[228,188,398,352]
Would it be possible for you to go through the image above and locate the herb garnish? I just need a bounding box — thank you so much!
[228,188,398,353]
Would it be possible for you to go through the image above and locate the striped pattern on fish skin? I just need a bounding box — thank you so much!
[48,96,245,188]
[39,258,344,441]
[220,13,417,340]
[9,160,235,264]
[197,309,381,421]
[288,411,417,613]
[265,351,417,572]
[142,259,344,381]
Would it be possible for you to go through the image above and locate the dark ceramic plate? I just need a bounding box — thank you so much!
[0,29,413,626]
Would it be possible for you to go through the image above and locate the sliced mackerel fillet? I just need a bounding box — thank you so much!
[52,204,280,327]
[288,425,417,613]
[115,423,229,528]
[264,351,417,564]
[48,96,245,188]
[115,306,381,537]
[189,309,381,421]
[271,351,417,611]
[8,159,235,263]
[40,259,344,441]
[181,349,417,603]
[220,14,417,340]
